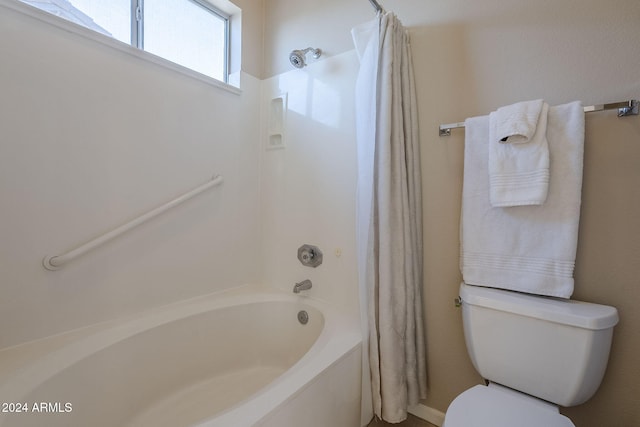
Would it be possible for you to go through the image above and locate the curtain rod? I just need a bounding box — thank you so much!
[368,0,383,14]
[439,99,639,137]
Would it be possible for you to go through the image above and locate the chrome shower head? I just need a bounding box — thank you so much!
[289,50,306,69]
[289,47,322,68]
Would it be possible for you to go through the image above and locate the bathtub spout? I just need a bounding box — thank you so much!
[293,279,312,293]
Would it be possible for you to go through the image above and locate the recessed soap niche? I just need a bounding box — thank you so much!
[267,93,287,150]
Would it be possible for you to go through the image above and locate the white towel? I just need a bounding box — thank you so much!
[489,101,550,207]
[496,99,544,144]
[461,101,584,298]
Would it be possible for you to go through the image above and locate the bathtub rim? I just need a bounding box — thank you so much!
[195,307,362,426]
[0,284,361,426]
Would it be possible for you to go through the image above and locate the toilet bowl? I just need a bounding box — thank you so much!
[443,282,618,426]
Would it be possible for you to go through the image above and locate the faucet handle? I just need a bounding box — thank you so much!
[297,245,323,268]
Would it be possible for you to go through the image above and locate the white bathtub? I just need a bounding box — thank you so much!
[0,285,362,427]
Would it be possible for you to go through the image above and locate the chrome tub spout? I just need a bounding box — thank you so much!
[293,279,312,293]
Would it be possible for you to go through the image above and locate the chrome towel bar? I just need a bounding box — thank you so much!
[439,99,639,136]
[43,174,224,271]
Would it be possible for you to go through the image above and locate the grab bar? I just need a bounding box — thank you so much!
[43,174,224,271]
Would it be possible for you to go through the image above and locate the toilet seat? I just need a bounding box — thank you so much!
[443,384,575,427]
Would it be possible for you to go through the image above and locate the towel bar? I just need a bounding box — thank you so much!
[439,99,638,136]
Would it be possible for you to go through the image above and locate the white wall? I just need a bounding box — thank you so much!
[260,51,360,314]
[0,2,262,348]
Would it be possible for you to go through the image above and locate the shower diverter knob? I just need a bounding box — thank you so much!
[297,244,323,268]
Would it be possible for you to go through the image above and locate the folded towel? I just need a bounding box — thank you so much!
[495,99,544,144]
[489,101,550,207]
[461,101,584,298]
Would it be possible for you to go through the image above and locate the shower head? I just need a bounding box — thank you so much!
[289,47,322,68]
[289,50,306,69]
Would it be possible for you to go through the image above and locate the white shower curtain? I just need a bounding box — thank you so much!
[352,12,427,424]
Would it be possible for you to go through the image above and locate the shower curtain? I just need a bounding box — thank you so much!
[352,12,427,424]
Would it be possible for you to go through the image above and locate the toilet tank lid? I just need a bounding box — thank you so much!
[460,283,619,330]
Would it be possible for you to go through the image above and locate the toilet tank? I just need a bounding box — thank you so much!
[459,283,618,407]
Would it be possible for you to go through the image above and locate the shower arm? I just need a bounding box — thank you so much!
[301,47,321,59]
[289,47,322,68]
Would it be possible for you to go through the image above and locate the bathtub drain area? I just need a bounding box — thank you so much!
[297,310,309,325]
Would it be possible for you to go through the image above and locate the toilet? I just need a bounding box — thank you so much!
[443,282,619,427]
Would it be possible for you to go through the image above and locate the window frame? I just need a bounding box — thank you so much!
[10,0,233,86]
[132,0,230,83]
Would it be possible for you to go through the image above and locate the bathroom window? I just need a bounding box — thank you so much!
[18,0,229,83]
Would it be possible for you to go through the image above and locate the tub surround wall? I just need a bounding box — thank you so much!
[0,1,264,348]
[260,51,360,314]
[262,1,640,426]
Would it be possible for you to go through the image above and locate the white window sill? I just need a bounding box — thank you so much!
[1,0,242,95]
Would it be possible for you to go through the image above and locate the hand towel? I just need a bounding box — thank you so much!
[489,101,550,207]
[496,99,544,144]
[461,101,584,298]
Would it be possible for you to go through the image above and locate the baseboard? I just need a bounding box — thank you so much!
[408,403,445,426]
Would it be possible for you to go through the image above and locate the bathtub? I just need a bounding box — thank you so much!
[0,285,362,427]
